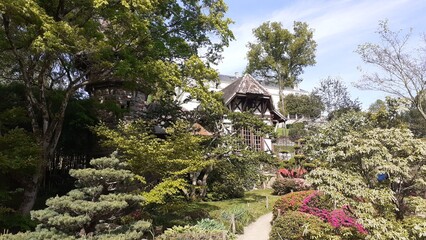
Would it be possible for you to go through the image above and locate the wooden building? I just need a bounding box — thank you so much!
[221,74,286,152]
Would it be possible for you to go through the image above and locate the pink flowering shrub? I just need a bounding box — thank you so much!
[272,190,316,220]
[300,191,367,235]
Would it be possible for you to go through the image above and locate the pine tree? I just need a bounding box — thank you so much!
[10,153,151,239]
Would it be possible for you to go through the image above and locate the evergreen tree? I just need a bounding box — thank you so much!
[4,153,151,239]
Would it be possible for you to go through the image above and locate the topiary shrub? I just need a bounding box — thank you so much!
[9,153,153,240]
[269,211,335,240]
[272,178,309,195]
[272,190,315,220]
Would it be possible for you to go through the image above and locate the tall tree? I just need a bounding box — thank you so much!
[245,21,317,112]
[356,20,426,122]
[282,93,324,120]
[0,0,233,214]
[313,76,360,118]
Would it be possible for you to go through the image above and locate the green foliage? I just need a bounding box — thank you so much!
[0,0,234,213]
[219,205,254,234]
[207,148,271,200]
[246,21,317,87]
[270,211,336,240]
[304,111,371,161]
[0,83,30,134]
[158,219,233,240]
[227,111,275,137]
[27,153,151,239]
[288,122,307,141]
[0,129,40,232]
[145,201,211,229]
[306,123,426,238]
[402,216,426,239]
[367,97,408,129]
[282,93,324,118]
[57,97,98,155]
[95,120,213,203]
[0,129,40,175]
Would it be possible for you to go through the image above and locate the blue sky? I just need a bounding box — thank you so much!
[215,0,426,109]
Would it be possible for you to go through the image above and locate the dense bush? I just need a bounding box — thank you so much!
[157,219,234,240]
[401,216,426,239]
[145,201,210,229]
[272,190,315,220]
[207,161,246,200]
[269,211,334,240]
[271,178,309,195]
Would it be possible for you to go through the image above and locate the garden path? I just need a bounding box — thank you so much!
[237,212,273,240]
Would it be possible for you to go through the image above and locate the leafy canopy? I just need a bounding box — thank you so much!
[305,112,426,239]
[282,93,324,119]
[246,21,316,88]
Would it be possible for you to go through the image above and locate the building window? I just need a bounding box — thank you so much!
[241,128,262,151]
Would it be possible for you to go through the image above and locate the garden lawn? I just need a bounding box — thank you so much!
[202,189,280,217]
[149,189,280,234]
[198,189,281,233]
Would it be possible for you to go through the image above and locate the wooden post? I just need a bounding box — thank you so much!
[266,196,269,209]
[231,214,236,234]
[278,209,281,217]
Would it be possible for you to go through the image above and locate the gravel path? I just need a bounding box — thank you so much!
[237,212,273,240]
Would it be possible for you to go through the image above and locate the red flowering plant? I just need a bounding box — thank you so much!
[272,190,316,220]
[299,191,368,235]
[278,167,307,178]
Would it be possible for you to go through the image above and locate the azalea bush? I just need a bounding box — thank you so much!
[300,191,367,236]
[277,167,307,178]
[271,190,367,239]
[271,178,309,195]
[272,190,315,220]
[269,211,335,240]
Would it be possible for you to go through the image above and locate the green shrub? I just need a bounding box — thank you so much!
[272,190,315,220]
[271,178,309,195]
[0,211,35,233]
[157,219,234,240]
[402,216,426,239]
[209,180,245,200]
[270,211,335,240]
[146,201,210,229]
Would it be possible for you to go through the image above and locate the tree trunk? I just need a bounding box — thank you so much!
[18,146,50,214]
[18,167,44,214]
[416,101,426,122]
[18,89,72,214]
